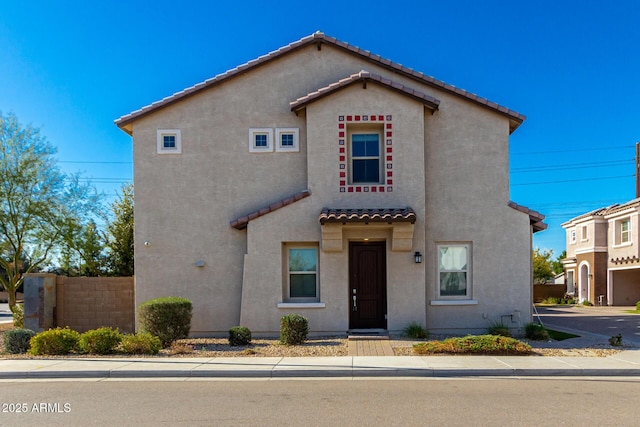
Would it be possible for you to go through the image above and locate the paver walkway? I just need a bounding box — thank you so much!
[348,336,395,356]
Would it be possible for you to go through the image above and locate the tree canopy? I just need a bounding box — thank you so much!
[533,248,564,285]
[0,112,100,309]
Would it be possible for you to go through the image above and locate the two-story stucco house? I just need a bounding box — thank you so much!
[562,198,640,306]
[115,32,546,336]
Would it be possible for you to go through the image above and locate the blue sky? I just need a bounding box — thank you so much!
[1,1,638,256]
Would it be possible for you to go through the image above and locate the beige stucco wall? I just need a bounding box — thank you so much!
[129,42,533,335]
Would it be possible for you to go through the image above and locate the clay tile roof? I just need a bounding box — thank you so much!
[230,190,311,230]
[508,201,547,233]
[319,207,416,224]
[115,31,525,134]
[291,70,440,112]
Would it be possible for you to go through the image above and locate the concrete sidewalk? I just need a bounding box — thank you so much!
[1,350,640,379]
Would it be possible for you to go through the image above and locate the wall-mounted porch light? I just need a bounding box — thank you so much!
[414,251,423,263]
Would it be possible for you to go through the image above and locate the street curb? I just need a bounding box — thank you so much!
[2,367,640,379]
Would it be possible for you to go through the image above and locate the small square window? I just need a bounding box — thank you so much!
[157,129,182,154]
[276,128,299,152]
[249,128,273,152]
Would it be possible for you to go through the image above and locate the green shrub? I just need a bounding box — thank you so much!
[229,326,252,346]
[413,335,532,355]
[119,332,161,355]
[609,334,623,347]
[138,297,192,347]
[582,300,593,306]
[280,313,309,345]
[636,301,640,312]
[11,304,24,328]
[78,327,123,355]
[3,328,36,354]
[29,327,80,355]
[403,322,429,339]
[540,296,561,305]
[487,323,512,337]
[525,322,549,341]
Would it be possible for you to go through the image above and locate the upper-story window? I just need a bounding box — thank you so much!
[581,225,588,241]
[157,129,182,154]
[275,128,299,152]
[570,229,576,244]
[249,128,274,152]
[621,219,630,244]
[348,124,383,184]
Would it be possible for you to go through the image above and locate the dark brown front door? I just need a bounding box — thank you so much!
[349,241,387,329]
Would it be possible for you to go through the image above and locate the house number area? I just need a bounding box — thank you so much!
[2,402,71,413]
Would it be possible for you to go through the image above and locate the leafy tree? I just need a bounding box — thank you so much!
[552,250,566,275]
[0,112,100,310]
[105,183,134,276]
[59,219,107,276]
[532,248,556,285]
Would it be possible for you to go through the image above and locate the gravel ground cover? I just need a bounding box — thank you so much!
[0,322,627,358]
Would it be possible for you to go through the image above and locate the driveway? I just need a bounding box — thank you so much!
[535,305,640,346]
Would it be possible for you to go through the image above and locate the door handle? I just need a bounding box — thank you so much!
[352,295,357,311]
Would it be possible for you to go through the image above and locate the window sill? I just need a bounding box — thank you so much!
[430,300,478,306]
[613,242,633,249]
[277,302,326,309]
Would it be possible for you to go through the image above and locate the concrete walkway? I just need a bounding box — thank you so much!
[1,349,639,380]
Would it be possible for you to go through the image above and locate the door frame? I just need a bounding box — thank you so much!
[348,241,387,329]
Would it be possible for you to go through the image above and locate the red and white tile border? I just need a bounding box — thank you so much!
[338,114,393,193]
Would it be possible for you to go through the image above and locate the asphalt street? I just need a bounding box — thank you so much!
[535,305,640,345]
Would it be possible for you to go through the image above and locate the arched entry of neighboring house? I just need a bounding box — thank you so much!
[579,262,590,302]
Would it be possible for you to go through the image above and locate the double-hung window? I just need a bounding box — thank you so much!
[349,125,383,184]
[620,219,630,244]
[287,246,318,301]
[438,244,470,298]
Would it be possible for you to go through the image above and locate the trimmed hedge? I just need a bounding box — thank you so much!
[229,326,252,346]
[119,332,161,355]
[29,327,80,355]
[280,313,309,345]
[78,327,123,355]
[138,297,192,347]
[3,328,36,354]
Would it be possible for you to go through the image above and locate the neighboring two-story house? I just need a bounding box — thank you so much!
[562,198,640,306]
[115,32,546,336]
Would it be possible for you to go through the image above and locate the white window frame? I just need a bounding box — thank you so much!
[284,243,319,303]
[570,229,576,244]
[275,128,299,152]
[348,125,384,185]
[249,128,274,153]
[619,218,631,245]
[436,243,472,300]
[157,129,182,154]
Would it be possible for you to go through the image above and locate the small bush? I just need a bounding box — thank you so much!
[3,328,36,354]
[525,322,549,341]
[609,334,623,347]
[229,326,252,346]
[11,304,24,328]
[138,296,192,347]
[119,332,161,355]
[636,301,640,312]
[487,323,512,337]
[413,335,532,355]
[540,296,561,305]
[280,313,309,345]
[78,327,123,355]
[166,341,194,355]
[582,300,593,306]
[403,322,429,339]
[29,327,80,355]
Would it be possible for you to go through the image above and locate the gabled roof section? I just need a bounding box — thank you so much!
[561,198,640,227]
[115,31,525,134]
[508,201,547,233]
[291,70,440,112]
[319,207,417,225]
[230,190,311,230]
